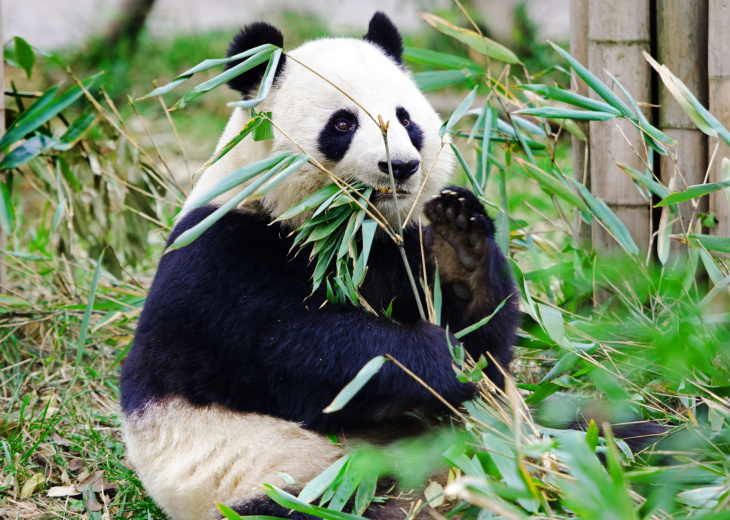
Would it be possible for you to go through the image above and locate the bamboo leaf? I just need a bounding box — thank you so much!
[679,234,730,254]
[172,49,273,110]
[54,112,96,151]
[278,184,342,221]
[298,455,350,504]
[264,485,366,520]
[403,47,483,72]
[451,144,484,196]
[0,181,14,235]
[185,153,292,212]
[421,13,521,64]
[199,116,262,170]
[0,134,57,169]
[645,52,730,146]
[14,37,36,79]
[518,84,620,114]
[655,178,730,207]
[0,73,102,151]
[514,107,617,121]
[549,41,634,118]
[413,70,473,91]
[586,420,599,452]
[323,356,387,413]
[516,158,589,212]
[455,296,510,338]
[229,49,282,109]
[142,43,277,98]
[538,303,564,343]
[440,87,477,137]
[77,252,104,368]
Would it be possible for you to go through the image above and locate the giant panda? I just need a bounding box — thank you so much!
[120,12,520,520]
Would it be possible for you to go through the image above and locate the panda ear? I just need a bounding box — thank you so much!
[225,22,286,97]
[363,12,403,64]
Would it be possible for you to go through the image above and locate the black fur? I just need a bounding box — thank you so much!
[317,109,359,162]
[363,12,403,64]
[225,22,287,97]
[396,107,423,151]
[120,190,519,435]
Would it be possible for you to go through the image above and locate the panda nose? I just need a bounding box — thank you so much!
[378,160,420,181]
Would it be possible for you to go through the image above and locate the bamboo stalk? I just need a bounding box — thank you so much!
[0,0,6,289]
[587,0,652,255]
[657,0,709,248]
[708,0,730,239]
[570,0,590,245]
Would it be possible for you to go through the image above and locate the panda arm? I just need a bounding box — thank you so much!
[256,299,475,432]
[423,187,521,388]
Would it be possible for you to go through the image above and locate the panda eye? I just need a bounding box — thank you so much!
[334,119,353,132]
[400,117,411,128]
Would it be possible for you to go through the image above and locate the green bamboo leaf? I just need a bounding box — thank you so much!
[514,107,617,121]
[403,47,483,72]
[200,116,262,170]
[142,43,277,98]
[586,421,599,453]
[327,463,360,512]
[681,234,730,254]
[185,153,292,212]
[172,49,273,110]
[14,37,35,80]
[645,52,730,146]
[252,113,275,141]
[616,163,670,198]
[454,295,510,338]
[655,178,730,207]
[0,134,57,169]
[77,251,104,368]
[517,159,589,212]
[412,70,473,91]
[451,144,484,196]
[440,87,477,137]
[323,356,387,413]
[54,112,96,151]
[265,485,366,520]
[278,184,342,221]
[298,455,350,504]
[353,461,378,516]
[571,179,639,256]
[0,182,14,235]
[169,155,305,250]
[537,303,565,343]
[352,219,377,286]
[548,41,634,118]
[0,73,102,151]
[518,84,620,114]
[229,49,282,109]
[421,13,521,64]
[433,265,442,327]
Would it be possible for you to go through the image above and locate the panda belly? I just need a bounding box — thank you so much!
[122,397,343,520]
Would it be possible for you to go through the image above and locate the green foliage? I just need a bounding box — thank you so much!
[2,4,730,520]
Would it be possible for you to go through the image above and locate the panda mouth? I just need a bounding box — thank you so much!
[371,186,410,199]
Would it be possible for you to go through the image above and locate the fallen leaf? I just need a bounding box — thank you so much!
[19,473,45,499]
[78,470,105,493]
[68,458,85,472]
[48,485,80,497]
[424,480,445,508]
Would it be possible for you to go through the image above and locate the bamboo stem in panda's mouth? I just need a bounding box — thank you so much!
[379,114,427,322]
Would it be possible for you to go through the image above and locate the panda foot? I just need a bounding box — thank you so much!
[423,187,495,301]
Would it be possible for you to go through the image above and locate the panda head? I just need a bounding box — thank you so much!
[191,12,454,228]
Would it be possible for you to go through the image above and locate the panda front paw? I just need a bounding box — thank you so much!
[423,187,495,301]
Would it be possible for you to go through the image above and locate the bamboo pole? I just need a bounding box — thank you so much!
[0,0,6,289]
[708,0,730,239]
[657,1,708,249]
[570,0,591,245]
[587,0,652,256]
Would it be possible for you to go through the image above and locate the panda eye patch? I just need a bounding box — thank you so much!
[396,106,423,151]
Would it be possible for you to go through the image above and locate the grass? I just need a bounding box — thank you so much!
[2,4,730,520]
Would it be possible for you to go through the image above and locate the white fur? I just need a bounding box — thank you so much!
[185,38,454,227]
[123,397,342,520]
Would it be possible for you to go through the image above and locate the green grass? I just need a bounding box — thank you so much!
[2,4,730,520]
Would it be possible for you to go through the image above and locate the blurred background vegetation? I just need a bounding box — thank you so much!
[1,1,729,520]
